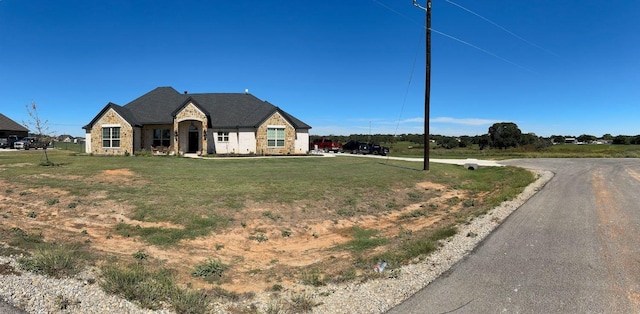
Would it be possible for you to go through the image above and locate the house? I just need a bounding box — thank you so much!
[83,87,311,156]
[0,113,29,139]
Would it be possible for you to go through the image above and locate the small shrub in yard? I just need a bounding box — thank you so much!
[170,288,210,314]
[132,250,148,260]
[45,199,59,206]
[17,243,84,278]
[191,258,227,283]
[301,269,324,287]
[289,294,318,313]
[100,263,175,310]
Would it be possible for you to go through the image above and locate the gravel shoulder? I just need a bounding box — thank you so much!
[0,168,553,314]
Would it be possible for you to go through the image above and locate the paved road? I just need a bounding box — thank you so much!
[388,158,640,313]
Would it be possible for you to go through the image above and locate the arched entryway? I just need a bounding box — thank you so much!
[188,124,199,153]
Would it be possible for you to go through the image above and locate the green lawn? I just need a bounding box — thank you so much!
[0,148,538,310]
[389,142,640,159]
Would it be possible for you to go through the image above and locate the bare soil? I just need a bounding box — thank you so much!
[0,166,474,294]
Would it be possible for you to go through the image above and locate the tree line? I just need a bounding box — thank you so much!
[311,122,640,150]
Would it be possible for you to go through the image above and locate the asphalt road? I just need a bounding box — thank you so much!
[388,158,640,314]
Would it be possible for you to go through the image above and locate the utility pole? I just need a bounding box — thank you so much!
[412,0,431,171]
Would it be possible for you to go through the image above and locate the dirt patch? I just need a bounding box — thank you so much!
[0,171,474,295]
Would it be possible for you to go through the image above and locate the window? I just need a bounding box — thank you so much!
[217,132,229,142]
[153,129,171,147]
[102,127,120,148]
[267,127,285,147]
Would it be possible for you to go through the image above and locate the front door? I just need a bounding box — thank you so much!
[188,126,199,153]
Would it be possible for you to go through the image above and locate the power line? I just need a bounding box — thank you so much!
[431,28,538,74]
[370,0,536,72]
[444,0,558,57]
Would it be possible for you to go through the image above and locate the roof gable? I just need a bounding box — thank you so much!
[83,103,137,130]
[0,113,29,132]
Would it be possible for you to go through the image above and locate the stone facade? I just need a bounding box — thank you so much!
[89,108,133,155]
[174,103,208,155]
[256,112,296,155]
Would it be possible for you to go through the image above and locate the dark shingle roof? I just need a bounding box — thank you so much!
[87,87,310,130]
[0,113,29,132]
[83,103,138,130]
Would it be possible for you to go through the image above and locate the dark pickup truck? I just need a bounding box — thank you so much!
[342,140,389,156]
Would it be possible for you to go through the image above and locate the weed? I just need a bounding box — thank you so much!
[100,263,175,310]
[336,208,355,217]
[301,269,324,287]
[271,284,283,291]
[249,233,268,243]
[27,211,37,218]
[262,211,282,220]
[132,250,148,260]
[215,244,224,250]
[17,243,85,278]
[170,288,210,314]
[340,227,388,253]
[289,294,317,313]
[54,294,74,310]
[407,191,422,200]
[399,209,428,219]
[80,230,88,235]
[45,199,59,206]
[266,301,284,314]
[281,230,292,238]
[191,258,227,282]
[5,189,13,194]
[463,199,475,207]
[68,203,77,209]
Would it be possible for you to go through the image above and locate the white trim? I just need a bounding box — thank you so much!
[101,124,121,128]
[267,125,286,128]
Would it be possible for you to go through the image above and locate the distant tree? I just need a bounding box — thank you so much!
[577,134,597,143]
[488,122,522,149]
[22,102,55,165]
[436,136,458,149]
[458,136,472,148]
[478,134,490,150]
[602,133,614,141]
[612,135,630,145]
[630,135,640,145]
[550,135,565,144]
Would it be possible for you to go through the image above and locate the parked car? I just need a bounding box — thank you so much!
[7,135,19,149]
[310,137,343,153]
[14,137,42,150]
[342,140,389,156]
[343,140,368,154]
[0,138,7,148]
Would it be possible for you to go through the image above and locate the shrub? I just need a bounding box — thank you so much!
[191,258,227,283]
[17,243,84,278]
[100,263,175,310]
[170,288,210,314]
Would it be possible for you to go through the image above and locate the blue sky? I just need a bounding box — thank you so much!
[1,0,638,138]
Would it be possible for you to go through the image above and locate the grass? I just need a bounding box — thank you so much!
[0,149,486,245]
[16,243,88,278]
[101,262,210,313]
[390,142,640,159]
[0,147,538,312]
